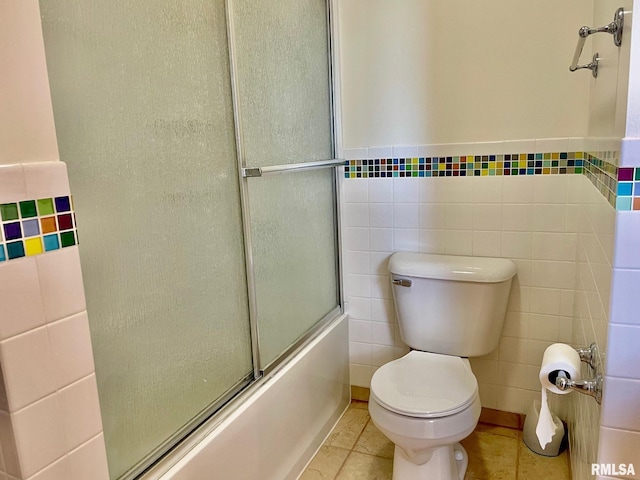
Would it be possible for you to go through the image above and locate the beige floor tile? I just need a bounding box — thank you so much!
[461,431,518,480]
[518,443,571,480]
[305,401,570,480]
[335,452,393,480]
[353,421,394,459]
[300,446,350,480]
[325,406,370,450]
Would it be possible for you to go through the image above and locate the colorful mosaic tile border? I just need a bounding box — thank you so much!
[584,152,619,209]
[615,166,640,210]
[344,152,584,178]
[0,196,78,262]
[345,149,633,211]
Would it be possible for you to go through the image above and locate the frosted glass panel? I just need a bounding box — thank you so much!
[39,2,253,479]
[231,0,333,167]
[248,169,338,367]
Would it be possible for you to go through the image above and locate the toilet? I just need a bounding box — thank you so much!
[369,252,516,480]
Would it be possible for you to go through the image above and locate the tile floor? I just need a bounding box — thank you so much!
[300,401,571,480]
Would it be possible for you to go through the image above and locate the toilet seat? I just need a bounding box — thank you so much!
[371,351,478,418]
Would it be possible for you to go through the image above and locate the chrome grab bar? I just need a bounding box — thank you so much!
[569,7,624,78]
[242,158,346,178]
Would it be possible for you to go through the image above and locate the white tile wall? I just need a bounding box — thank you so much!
[592,202,640,479]
[341,170,581,414]
[0,162,108,480]
[568,171,620,480]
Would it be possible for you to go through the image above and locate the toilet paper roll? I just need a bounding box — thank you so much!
[538,343,582,394]
[536,343,582,449]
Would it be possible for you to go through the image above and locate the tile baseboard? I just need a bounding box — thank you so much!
[350,385,370,402]
[479,407,525,430]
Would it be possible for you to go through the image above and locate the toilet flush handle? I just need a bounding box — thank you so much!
[391,278,412,287]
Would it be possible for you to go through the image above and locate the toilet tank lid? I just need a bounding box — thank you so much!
[388,252,516,283]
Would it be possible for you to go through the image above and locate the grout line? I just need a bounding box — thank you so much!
[332,407,371,479]
[515,430,522,479]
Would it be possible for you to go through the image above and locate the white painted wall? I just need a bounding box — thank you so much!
[586,0,633,137]
[337,0,594,148]
[0,0,58,165]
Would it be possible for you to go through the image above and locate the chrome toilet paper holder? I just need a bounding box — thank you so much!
[552,343,604,404]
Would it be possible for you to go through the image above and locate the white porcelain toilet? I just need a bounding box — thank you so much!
[368,252,516,480]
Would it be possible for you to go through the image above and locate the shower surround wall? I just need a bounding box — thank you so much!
[0,1,109,479]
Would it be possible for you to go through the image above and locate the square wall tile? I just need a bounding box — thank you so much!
[368,178,393,203]
[349,364,374,388]
[47,311,95,388]
[347,297,371,321]
[0,327,57,411]
[58,374,103,450]
[533,175,568,204]
[370,204,393,228]
[343,227,369,252]
[0,412,20,477]
[610,268,640,326]
[345,274,371,298]
[418,204,446,229]
[28,456,72,480]
[0,257,46,340]
[343,178,369,203]
[393,177,419,203]
[37,198,54,216]
[349,319,371,344]
[533,205,566,233]
[36,246,86,323]
[472,176,503,203]
[601,377,640,431]
[472,231,501,257]
[371,298,395,323]
[393,229,419,252]
[502,176,535,203]
[472,204,502,230]
[502,204,534,232]
[349,341,371,364]
[369,228,392,252]
[418,229,446,254]
[606,324,640,379]
[22,162,70,200]
[598,427,640,471]
[12,394,67,478]
[343,203,369,228]
[614,212,640,269]
[502,232,532,259]
[393,204,419,228]
[344,251,370,275]
[444,230,473,256]
[0,165,26,204]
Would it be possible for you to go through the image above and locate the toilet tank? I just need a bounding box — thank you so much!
[388,252,516,357]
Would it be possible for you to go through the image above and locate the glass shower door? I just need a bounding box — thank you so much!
[229,0,341,370]
[39,1,253,479]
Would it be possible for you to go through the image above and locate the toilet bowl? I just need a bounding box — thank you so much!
[372,252,516,480]
[369,351,481,480]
